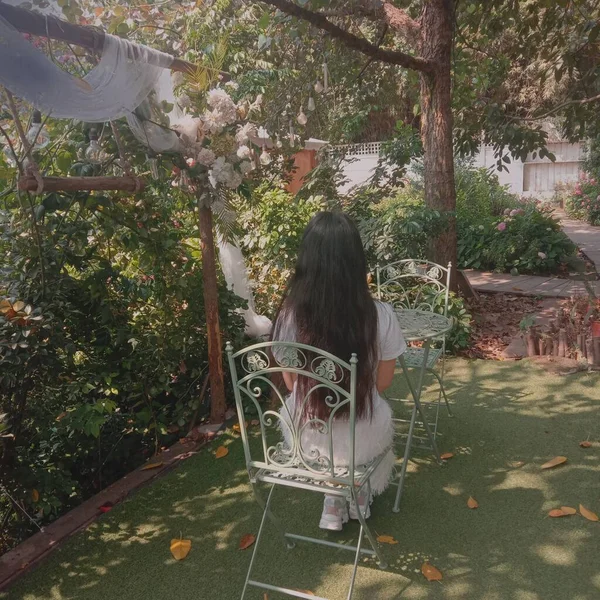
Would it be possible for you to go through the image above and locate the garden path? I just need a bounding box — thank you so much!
[556,210,600,273]
[465,270,600,298]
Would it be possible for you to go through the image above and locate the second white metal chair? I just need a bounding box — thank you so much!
[376,259,453,443]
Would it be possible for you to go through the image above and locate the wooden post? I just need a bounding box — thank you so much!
[196,187,226,424]
[586,338,595,365]
[538,338,546,356]
[594,338,600,367]
[576,334,584,360]
[526,330,538,356]
[558,329,567,358]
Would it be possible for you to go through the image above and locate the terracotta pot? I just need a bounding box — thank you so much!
[592,320,600,338]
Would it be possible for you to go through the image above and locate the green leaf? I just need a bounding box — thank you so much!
[258,11,270,30]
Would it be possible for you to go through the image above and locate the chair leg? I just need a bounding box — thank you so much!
[428,368,452,417]
[393,404,418,513]
[350,486,387,570]
[346,525,364,600]
[251,482,294,550]
[241,485,276,600]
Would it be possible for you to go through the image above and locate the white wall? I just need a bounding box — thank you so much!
[335,141,583,197]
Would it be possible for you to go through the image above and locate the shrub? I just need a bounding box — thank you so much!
[561,175,600,225]
[458,200,576,273]
[237,184,325,317]
[0,178,246,553]
[455,161,518,221]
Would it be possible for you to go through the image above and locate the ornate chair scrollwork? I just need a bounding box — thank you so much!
[226,340,389,600]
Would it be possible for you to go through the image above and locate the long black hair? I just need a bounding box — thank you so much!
[273,211,378,421]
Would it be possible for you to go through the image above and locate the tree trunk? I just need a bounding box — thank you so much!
[420,0,457,285]
[197,198,226,424]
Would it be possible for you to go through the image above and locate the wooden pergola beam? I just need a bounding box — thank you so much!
[18,175,145,193]
[0,2,196,75]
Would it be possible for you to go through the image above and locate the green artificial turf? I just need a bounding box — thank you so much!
[2,359,600,600]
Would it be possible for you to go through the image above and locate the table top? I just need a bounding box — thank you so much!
[394,308,453,342]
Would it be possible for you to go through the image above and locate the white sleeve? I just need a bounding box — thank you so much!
[377,302,407,361]
[271,311,296,363]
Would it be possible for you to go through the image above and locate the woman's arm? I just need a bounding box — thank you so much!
[376,359,397,393]
[282,371,296,392]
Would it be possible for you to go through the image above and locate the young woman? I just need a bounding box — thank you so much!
[272,211,406,531]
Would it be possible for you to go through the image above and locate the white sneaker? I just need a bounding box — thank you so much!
[319,496,349,531]
[349,492,371,520]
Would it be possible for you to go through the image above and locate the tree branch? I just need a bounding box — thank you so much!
[508,92,600,122]
[262,0,432,73]
[320,0,420,45]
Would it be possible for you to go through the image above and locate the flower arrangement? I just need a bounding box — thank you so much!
[167,76,267,192]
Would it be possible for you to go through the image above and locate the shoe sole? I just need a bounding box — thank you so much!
[319,519,343,531]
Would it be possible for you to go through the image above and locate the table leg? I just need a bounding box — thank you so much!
[393,343,442,513]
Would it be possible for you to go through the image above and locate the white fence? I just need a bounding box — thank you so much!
[335,141,584,197]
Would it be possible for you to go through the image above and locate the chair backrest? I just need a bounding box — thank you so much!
[376,259,452,316]
[226,340,358,487]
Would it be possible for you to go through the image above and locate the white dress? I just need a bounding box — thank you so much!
[273,301,406,495]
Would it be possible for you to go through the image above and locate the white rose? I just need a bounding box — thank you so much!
[237,145,252,159]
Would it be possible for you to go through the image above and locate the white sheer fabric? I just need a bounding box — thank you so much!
[0,14,173,122]
[218,240,272,338]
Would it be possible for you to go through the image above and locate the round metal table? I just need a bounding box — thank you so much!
[391,309,454,512]
[394,309,454,342]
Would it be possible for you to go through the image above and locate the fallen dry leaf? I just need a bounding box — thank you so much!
[98,502,113,514]
[31,489,39,503]
[232,421,248,433]
[294,591,315,596]
[215,446,229,459]
[250,419,260,426]
[170,538,192,560]
[421,562,443,582]
[561,506,577,515]
[548,509,568,518]
[579,441,592,448]
[579,504,599,522]
[467,496,479,509]
[541,456,567,469]
[141,461,164,471]
[377,535,398,545]
[239,534,256,550]
[55,412,67,422]
[440,452,454,460]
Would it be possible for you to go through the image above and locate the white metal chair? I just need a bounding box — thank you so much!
[376,259,453,443]
[226,340,389,600]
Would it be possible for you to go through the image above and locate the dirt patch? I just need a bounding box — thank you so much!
[463,293,543,360]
